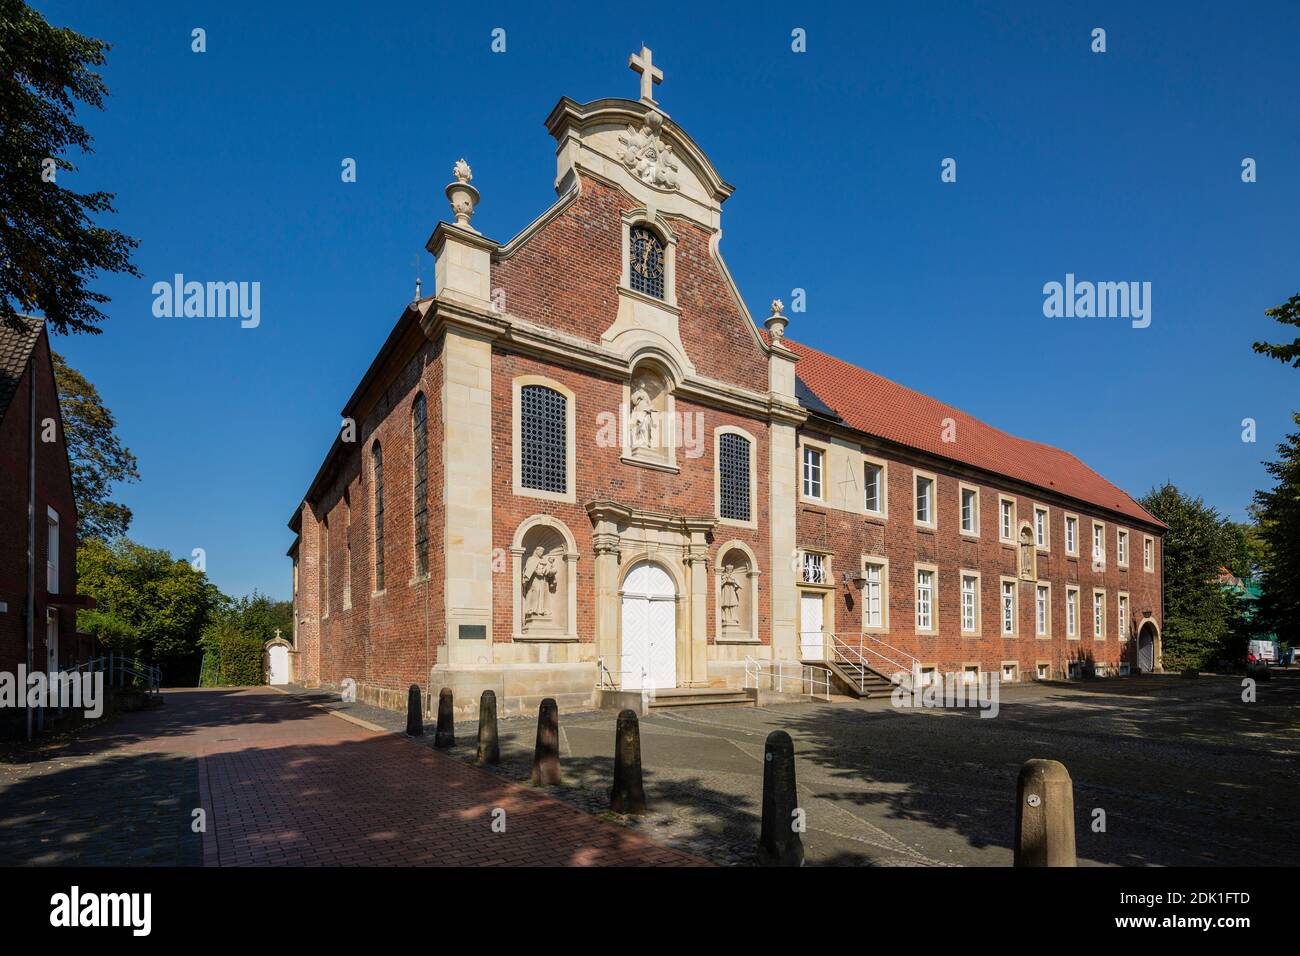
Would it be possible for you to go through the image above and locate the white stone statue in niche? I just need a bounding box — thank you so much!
[719,565,742,628]
[629,379,659,450]
[522,546,558,622]
[1019,527,1036,581]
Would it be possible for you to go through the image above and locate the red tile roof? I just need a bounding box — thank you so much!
[783,336,1164,528]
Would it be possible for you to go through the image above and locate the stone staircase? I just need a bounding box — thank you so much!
[645,687,756,711]
[823,659,895,698]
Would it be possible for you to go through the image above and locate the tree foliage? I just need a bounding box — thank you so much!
[76,538,220,667]
[199,592,293,686]
[1138,484,1243,669]
[51,350,138,540]
[0,0,139,335]
[1253,413,1300,643]
[1252,294,1300,368]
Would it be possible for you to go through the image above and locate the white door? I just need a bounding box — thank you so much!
[268,644,289,685]
[46,610,59,673]
[620,561,677,690]
[800,592,825,660]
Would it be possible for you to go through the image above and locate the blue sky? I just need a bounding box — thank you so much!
[37,0,1300,601]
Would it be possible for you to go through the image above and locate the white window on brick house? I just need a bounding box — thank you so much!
[1093,591,1105,638]
[1000,497,1015,542]
[1117,528,1128,567]
[46,508,59,594]
[802,446,823,500]
[1066,587,1078,637]
[864,461,883,514]
[1143,535,1154,572]
[962,665,979,685]
[1036,584,1049,636]
[1002,662,1018,682]
[800,551,827,585]
[961,574,978,633]
[1065,514,1078,555]
[1036,662,1050,680]
[918,666,937,688]
[1034,506,1049,549]
[1001,580,1016,635]
[961,486,979,535]
[1118,593,1129,641]
[718,432,752,522]
[915,568,934,631]
[1092,522,1106,565]
[863,561,884,629]
[915,474,934,526]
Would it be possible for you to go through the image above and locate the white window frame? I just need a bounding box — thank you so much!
[46,507,59,595]
[715,425,758,529]
[1064,513,1079,556]
[960,570,981,635]
[1143,534,1154,573]
[915,564,938,633]
[862,557,889,632]
[1001,661,1019,683]
[863,456,887,518]
[1034,505,1050,551]
[1116,528,1129,568]
[914,470,937,529]
[800,549,829,586]
[1117,591,1129,641]
[959,483,980,537]
[1000,577,1017,636]
[1036,661,1050,680]
[1035,582,1051,637]
[999,495,1016,544]
[1093,589,1107,639]
[1066,586,1079,639]
[801,442,825,503]
[1092,520,1107,567]
[512,375,577,504]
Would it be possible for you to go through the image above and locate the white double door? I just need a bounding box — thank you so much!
[620,561,677,690]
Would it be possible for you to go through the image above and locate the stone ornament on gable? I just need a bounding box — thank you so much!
[445,158,480,232]
[617,111,680,190]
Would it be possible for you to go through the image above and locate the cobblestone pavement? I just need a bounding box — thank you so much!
[292,671,1300,867]
[0,688,703,867]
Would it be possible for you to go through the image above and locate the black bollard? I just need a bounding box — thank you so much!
[610,709,647,814]
[405,684,423,737]
[435,687,455,749]
[531,697,562,786]
[475,689,500,765]
[757,730,804,866]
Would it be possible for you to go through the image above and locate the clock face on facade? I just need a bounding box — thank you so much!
[629,226,665,297]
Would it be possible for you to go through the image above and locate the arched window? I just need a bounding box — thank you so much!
[371,442,384,591]
[629,225,665,299]
[411,394,429,578]
[520,384,567,493]
[718,432,752,522]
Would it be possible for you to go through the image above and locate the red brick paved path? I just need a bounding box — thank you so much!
[182,688,701,866]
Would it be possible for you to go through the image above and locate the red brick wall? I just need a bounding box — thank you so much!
[0,329,82,677]
[795,427,1164,678]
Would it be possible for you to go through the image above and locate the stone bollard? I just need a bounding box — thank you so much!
[475,690,500,766]
[1014,758,1077,867]
[434,687,455,749]
[531,697,562,786]
[405,684,423,737]
[610,709,647,814]
[757,730,804,866]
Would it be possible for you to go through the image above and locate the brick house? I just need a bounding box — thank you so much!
[0,318,89,734]
[288,50,1165,715]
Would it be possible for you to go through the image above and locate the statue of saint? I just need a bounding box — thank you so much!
[522,546,557,622]
[1019,528,1035,580]
[720,564,742,628]
[629,381,657,449]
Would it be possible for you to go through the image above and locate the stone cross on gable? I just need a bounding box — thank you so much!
[628,45,663,106]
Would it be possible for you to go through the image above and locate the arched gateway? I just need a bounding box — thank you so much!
[620,560,678,690]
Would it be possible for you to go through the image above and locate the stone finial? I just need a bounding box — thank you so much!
[764,298,789,343]
[413,276,422,304]
[445,158,480,232]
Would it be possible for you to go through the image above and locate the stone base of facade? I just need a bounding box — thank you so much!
[427,663,597,719]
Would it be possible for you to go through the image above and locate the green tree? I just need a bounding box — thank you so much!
[0,0,139,335]
[1138,483,1239,669]
[1253,294,1300,368]
[76,537,220,680]
[199,592,293,686]
[1253,413,1300,643]
[1222,513,1268,580]
[51,351,139,540]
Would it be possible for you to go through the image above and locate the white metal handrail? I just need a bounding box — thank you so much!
[857,633,919,692]
[744,656,833,702]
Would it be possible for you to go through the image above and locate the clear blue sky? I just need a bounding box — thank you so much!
[37,0,1300,601]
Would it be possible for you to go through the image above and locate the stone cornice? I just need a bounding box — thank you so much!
[585,499,717,537]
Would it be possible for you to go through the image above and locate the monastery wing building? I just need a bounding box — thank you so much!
[287,48,1166,715]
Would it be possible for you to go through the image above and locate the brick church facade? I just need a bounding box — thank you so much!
[288,49,1166,715]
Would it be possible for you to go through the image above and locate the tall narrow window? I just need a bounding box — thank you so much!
[1118,593,1129,640]
[1144,536,1154,571]
[1036,585,1049,636]
[1067,588,1078,637]
[915,475,934,525]
[864,462,883,513]
[629,226,665,299]
[718,432,752,522]
[916,569,934,631]
[961,574,978,632]
[321,515,330,616]
[1117,529,1128,566]
[1034,507,1048,548]
[520,385,567,493]
[1065,515,1078,554]
[46,509,59,594]
[1002,581,1016,635]
[961,487,978,534]
[1000,498,1015,540]
[1092,523,1105,563]
[412,394,429,578]
[863,563,884,628]
[802,446,823,499]
[1093,592,1105,638]
[372,442,385,592]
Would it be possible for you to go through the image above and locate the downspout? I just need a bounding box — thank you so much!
[25,350,36,741]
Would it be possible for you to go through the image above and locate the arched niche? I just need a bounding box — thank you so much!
[1017,522,1037,581]
[511,516,579,642]
[715,541,760,643]
[622,357,678,471]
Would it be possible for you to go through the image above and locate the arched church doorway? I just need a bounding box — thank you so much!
[620,560,677,690]
[1137,621,1158,673]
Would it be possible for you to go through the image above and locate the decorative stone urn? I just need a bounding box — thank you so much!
[445,158,480,232]
[764,298,789,342]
